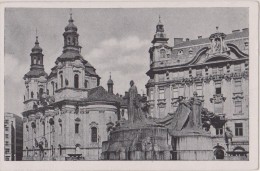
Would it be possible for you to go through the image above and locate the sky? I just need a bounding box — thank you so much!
[4,8,249,116]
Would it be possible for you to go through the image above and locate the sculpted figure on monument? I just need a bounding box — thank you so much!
[127,80,139,124]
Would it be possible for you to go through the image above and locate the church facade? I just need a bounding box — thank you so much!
[22,14,126,161]
[146,18,249,159]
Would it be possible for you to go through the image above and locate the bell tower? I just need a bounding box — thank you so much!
[63,13,82,53]
[107,72,114,94]
[151,15,169,45]
[23,33,48,111]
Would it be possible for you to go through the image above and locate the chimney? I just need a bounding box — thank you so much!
[198,36,202,39]
[232,29,240,33]
[242,28,249,32]
[186,38,190,42]
[174,38,184,46]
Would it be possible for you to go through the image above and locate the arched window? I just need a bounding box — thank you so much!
[160,49,166,58]
[51,82,54,95]
[39,88,43,98]
[31,91,34,98]
[74,74,79,88]
[91,127,97,142]
[58,144,62,156]
[38,57,41,64]
[84,80,88,88]
[42,121,45,135]
[33,57,37,64]
[60,75,63,88]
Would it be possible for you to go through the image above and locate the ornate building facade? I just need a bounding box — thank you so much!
[146,18,249,159]
[22,14,126,161]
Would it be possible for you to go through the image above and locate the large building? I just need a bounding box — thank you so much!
[22,14,126,161]
[4,112,23,161]
[146,18,249,158]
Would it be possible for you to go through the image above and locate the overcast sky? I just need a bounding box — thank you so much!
[4,8,248,116]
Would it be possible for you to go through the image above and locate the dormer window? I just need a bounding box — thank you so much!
[178,50,184,55]
[160,49,166,58]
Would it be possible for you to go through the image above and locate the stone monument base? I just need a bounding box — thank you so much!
[172,133,214,160]
[102,127,172,160]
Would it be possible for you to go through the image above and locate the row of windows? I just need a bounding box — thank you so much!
[26,123,98,143]
[158,64,244,81]
[60,74,89,89]
[150,79,243,101]
[215,123,244,136]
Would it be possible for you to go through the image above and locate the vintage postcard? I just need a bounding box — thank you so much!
[0,0,259,171]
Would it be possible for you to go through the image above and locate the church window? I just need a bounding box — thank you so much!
[60,124,62,135]
[159,88,165,99]
[31,91,34,98]
[38,57,41,64]
[160,49,166,58]
[33,57,37,64]
[84,80,88,88]
[60,75,63,88]
[51,82,54,95]
[234,79,242,93]
[91,127,98,142]
[65,79,69,86]
[215,82,222,95]
[235,101,242,114]
[75,123,79,134]
[39,88,43,98]
[42,122,45,135]
[74,74,79,88]
[235,123,243,136]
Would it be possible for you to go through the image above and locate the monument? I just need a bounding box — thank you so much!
[101,81,217,160]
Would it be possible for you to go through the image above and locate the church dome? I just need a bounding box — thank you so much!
[65,14,78,32]
[107,78,113,84]
[31,36,42,53]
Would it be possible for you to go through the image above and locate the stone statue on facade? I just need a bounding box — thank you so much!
[224,126,233,150]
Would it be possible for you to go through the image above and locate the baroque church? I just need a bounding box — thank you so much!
[22,14,127,160]
[145,17,249,159]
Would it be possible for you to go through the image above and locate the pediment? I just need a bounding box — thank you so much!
[189,44,248,65]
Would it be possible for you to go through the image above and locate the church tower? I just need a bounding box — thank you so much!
[63,13,82,54]
[151,16,169,45]
[107,73,114,94]
[23,34,48,111]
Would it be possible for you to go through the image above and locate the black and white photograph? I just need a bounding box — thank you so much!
[1,1,259,170]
